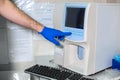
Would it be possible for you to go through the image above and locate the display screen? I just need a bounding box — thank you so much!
[65,7,85,29]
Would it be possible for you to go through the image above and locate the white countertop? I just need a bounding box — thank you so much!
[0,55,120,80]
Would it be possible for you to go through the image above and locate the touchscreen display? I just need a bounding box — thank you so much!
[65,7,85,29]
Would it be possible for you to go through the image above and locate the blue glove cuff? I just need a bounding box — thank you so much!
[38,26,47,34]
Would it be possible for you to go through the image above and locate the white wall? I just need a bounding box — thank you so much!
[34,0,94,3]
[106,0,120,3]
[116,0,120,3]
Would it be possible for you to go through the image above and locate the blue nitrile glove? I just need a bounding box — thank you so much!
[38,27,72,46]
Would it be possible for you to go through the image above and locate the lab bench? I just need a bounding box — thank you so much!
[26,55,120,80]
[0,55,120,80]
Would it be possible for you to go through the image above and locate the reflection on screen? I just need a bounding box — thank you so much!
[65,7,85,29]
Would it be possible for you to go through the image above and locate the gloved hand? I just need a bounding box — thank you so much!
[38,26,72,46]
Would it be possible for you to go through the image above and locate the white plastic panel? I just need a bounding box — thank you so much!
[95,4,120,72]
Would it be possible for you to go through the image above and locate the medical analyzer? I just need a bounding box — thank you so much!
[54,3,120,75]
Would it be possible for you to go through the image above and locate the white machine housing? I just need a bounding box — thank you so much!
[54,3,120,75]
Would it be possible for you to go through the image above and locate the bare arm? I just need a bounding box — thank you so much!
[0,0,72,46]
[0,0,44,32]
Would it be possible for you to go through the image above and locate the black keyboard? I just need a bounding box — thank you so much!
[25,64,95,80]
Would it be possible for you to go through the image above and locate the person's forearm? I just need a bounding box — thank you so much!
[0,0,44,32]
